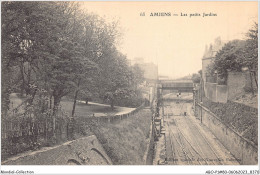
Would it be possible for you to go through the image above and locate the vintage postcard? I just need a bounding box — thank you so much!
[1,1,258,174]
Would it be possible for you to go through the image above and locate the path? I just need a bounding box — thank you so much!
[77,101,135,116]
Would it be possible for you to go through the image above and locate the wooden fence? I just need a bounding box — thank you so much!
[1,114,75,160]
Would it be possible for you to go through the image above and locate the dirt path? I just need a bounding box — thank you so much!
[61,100,136,117]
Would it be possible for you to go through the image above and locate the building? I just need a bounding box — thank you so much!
[202,37,225,86]
[132,57,158,104]
[132,58,158,81]
[201,37,228,103]
[201,37,257,103]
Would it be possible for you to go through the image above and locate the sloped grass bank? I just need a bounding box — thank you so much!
[202,97,257,144]
[91,109,152,165]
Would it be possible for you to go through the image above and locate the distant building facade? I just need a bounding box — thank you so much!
[201,37,228,103]
[202,37,225,86]
[132,58,158,104]
[132,58,158,81]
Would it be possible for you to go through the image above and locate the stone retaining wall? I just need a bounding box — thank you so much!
[2,135,112,165]
[196,103,258,165]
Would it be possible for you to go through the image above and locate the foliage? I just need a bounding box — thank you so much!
[97,50,144,108]
[244,23,258,88]
[202,97,257,144]
[2,1,145,118]
[2,2,146,159]
[245,22,258,69]
[191,70,201,83]
[213,40,246,81]
[206,23,258,87]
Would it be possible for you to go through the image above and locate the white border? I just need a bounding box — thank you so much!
[1,0,259,174]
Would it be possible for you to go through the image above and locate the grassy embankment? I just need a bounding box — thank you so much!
[202,97,258,144]
[63,99,152,165]
[85,108,152,165]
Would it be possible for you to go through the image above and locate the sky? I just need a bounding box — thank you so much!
[80,1,258,79]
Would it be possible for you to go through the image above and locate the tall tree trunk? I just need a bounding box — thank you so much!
[53,93,61,116]
[253,71,258,88]
[72,79,81,118]
[20,62,25,96]
[49,95,52,109]
[110,99,114,109]
[249,71,255,95]
[28,88,37,105]
[72,90,79,118]
[52,93,61,140]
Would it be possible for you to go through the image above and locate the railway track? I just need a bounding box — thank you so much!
[181,110,223,165]
[165,119,177,165]
[166,121,193,165]
[171,117,207,165]
[165,106,198,165]
[164,101,224,165]
[167,106,206,165]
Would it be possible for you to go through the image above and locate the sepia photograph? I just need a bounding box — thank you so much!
[1,0,259,174]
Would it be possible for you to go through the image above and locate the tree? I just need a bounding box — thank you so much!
[80,15,132,109]
[210,40,246,84]
[2,1,49,113]
[244,23,258,88]
[191,70,201,84]
[206,23,258,94]
[97,50,131,109]
[70,55,98,117]
[2,1,144,117]
[131,64,145,92]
